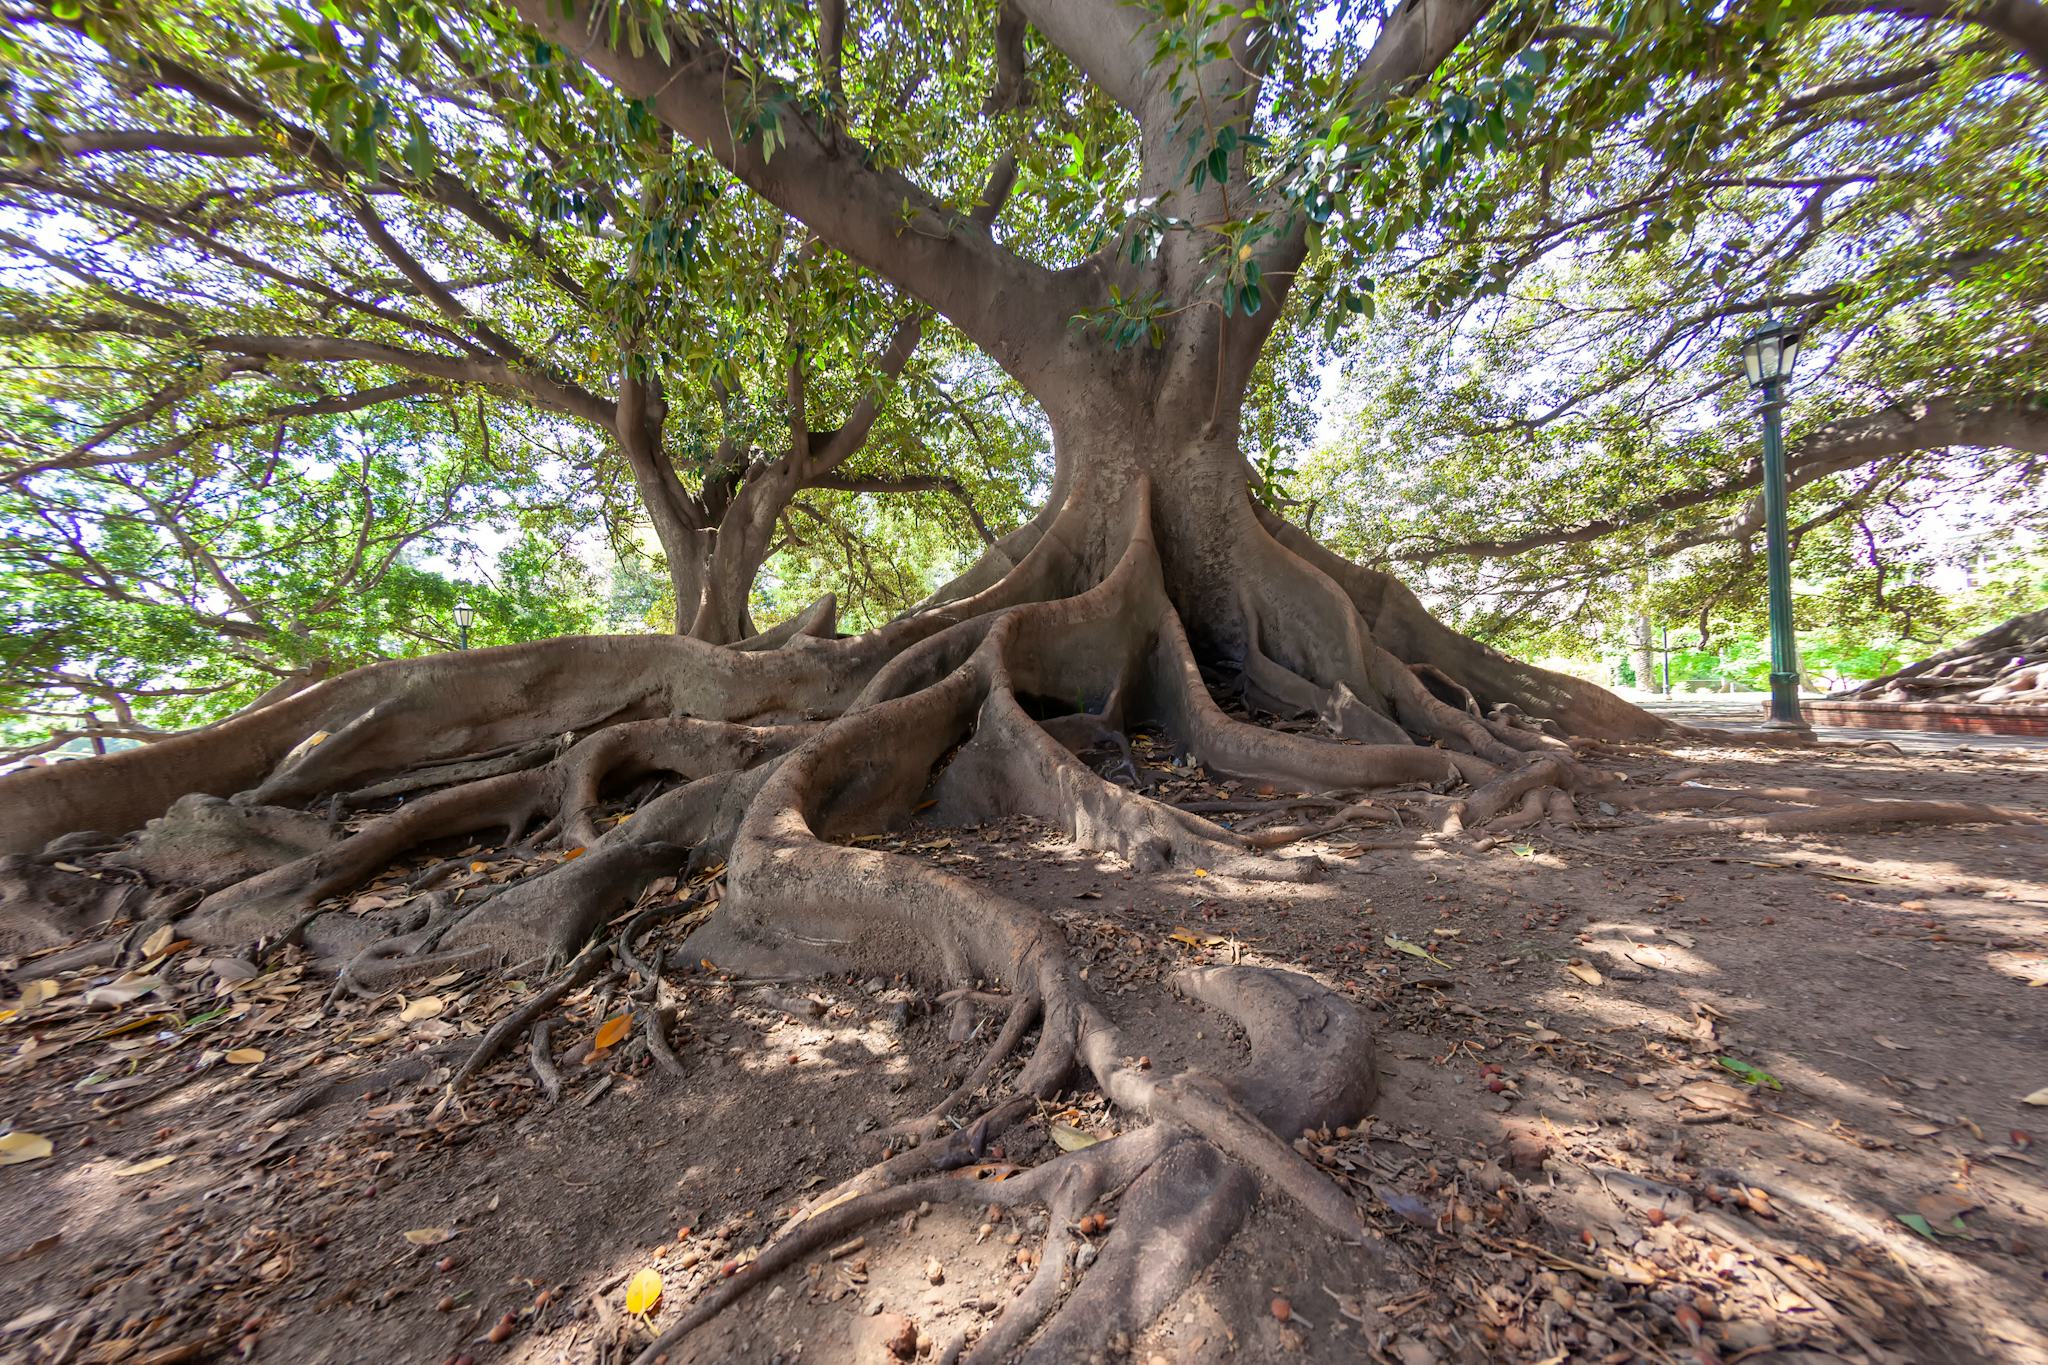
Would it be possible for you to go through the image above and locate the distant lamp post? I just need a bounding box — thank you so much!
[453,600,475,652]
[1739,320,1806,728]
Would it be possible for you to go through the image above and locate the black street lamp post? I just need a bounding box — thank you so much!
[453,600,475,652]
[1739,321,1806,729]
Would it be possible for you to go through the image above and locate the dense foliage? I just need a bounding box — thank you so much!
[1296,3,2048,665]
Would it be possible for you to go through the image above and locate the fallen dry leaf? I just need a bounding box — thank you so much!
[1914,1191,1979,1225]
[398,995,445,1023]
[592,1014,632,1051]
[1385,935,1450,967]
[0,1132,53,1165]
[1049,1121,1100,1152]
[82,974,164,1009]
[224,1048,266,1065]
[15,980,59,1011]
[624,1266,663,1315]
[402,1228,454,1246]
[1675,1080,1750,1112]
[2023,1087,2048,1107]
[111,1155,177,1178]
[1564,961,1604,987]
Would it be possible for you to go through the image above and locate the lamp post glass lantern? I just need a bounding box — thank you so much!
[1738,321,1805,728]
[453,600,475,651]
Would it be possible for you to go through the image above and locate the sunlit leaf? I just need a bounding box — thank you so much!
[0,1132,54,1164]
[1048,1121,1099,1152]
[593,1013,632,1051]
[624,1266,663,1315]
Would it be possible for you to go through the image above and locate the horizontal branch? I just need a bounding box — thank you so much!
[10,127,273,158]
[185,334,614,427]
[1410,395,2048,563]
[4,380,440,488]
[807,472,999,544]
[1829,0,2048,74]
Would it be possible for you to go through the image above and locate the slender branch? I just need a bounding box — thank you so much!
[1408,395,2048,563]
[1827,0,2048,74]
[5,380,439,487]
[807,473,998,543]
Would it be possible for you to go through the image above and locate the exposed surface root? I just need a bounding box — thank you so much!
[898,991,1042,1140]
[529,1018,564,1101]
[451,944,616,1092]
[16,473,1997,1362]
[1640,797,2041,837]
[1837,604,2048,705]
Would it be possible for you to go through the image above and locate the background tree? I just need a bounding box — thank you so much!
[0,385,602,759]
[1296,6,2048,659]
[0,7,1030,644]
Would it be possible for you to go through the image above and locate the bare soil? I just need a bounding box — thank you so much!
[2,732,2043,1365]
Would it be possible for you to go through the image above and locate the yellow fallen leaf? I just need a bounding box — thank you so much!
[0,1132,53,1165]
[1048,1121,1099,1152]
[2023,1087,2048,1106]
[0,1010,14,1026]
[141,924,177,958]
[16,980,59,1010]
[1564,962,1604,987]
[469,861,488,873]
[399,995,444,1023]
[1384,935,1450,967]
[225,1048,266,1065]
[1192,867,1209,877]
[402,1227,453,1246]
[593,1013,632,1051]
[561,846,586,861]
[112,1155,176,1177]
[624,1266,663,1316]
[305,730,328,747]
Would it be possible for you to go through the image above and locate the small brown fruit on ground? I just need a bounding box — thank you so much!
[878,1313,918,1359]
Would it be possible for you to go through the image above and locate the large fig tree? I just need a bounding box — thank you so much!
[7,0,2017,1356]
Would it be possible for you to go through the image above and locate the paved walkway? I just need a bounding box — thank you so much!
[1629,693,2048,753]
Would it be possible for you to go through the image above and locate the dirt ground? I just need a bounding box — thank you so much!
[2,729,2044,1365]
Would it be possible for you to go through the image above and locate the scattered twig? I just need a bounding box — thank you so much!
[530,1018,563,1102]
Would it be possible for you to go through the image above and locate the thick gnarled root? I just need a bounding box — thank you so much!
[3,469,1855,1363]
[174,718,801,959]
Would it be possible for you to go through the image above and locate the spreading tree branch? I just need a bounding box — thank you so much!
[508,1,1056,376]
[1408,395,2048,564]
